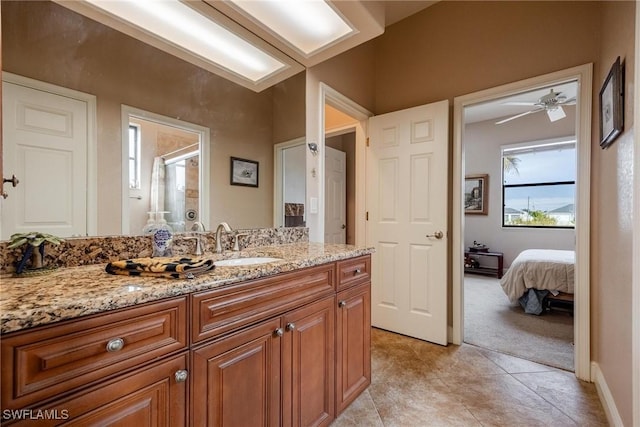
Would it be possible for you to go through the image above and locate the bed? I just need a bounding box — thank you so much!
[500,249,575,305]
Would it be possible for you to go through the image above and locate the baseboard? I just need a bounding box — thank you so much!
[591,362,624,426]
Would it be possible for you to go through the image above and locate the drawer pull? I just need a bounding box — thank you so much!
[338,300,347,308]
[175,369,188,383]
[286,322,295,332]
[106,338,125,352]
[353,268,361,275]
[274,328,284,337]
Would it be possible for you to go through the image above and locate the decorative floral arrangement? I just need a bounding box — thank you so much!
[8,232,64,275]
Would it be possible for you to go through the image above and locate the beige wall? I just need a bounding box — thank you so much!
[593,2,636,425]
[1,1,297,234]
[369,1,635,423]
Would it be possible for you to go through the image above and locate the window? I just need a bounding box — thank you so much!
[128,124,141,189]
[502,139,576,228]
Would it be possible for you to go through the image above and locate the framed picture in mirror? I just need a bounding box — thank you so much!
[230,157,259,187]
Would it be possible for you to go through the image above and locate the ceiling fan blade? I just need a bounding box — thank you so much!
[495,108,544,125]
[502,101,537,106]
[560,97,576,105]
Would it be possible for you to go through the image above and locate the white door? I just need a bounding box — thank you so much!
[367,100,449,345]
[2,81,88,239]
[324,146,346,244]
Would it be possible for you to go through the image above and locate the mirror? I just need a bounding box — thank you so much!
[1,1,305,238]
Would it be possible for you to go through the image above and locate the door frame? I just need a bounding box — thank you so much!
[120,105,210,234]
[273,137,306,228]
[2,71,98,236]
[452,63,593,381]
[318,83,371,247]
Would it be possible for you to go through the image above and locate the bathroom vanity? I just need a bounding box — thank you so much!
[0,243,372,426]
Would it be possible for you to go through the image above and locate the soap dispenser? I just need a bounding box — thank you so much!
[152,211,173,257]
[142,211,157,235]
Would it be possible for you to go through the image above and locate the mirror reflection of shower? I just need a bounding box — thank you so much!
[128,116,201,234]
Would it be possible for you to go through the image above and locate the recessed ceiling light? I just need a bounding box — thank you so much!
[85,0,287,82]
[228,0,354,56]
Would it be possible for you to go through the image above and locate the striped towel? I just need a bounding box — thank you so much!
[105,257,214,279]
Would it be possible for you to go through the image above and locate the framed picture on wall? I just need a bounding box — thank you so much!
[599,56,624,149]
[230,157,259,187]
[465,174,488,215]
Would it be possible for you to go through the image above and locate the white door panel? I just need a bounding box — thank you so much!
[2,81,88,239]
[367,100,449,345]
[324,146,346,244]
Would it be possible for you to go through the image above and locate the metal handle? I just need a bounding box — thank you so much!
[274,328,284,337]
[106,338,125,352]
[353,268,361,275]
[175,369,188,383]
[286,322,295,332]
[426,231,444,239]
[3,175,19,187]
[338,300,347,308]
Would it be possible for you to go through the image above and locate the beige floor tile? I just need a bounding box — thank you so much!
[513,371,609,426]
[473,345,560,374]
[332,328,606,426]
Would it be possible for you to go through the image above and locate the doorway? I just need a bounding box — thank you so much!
[121,106,210,235]
[452,64,593,380]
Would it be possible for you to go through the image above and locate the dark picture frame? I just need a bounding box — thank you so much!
[599,56,624,148]
[465,174,488,215]
[230,157,259,187]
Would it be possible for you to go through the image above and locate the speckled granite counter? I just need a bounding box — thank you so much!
[0,243,374,334]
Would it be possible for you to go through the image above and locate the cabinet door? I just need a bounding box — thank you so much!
[192,317,282,427]
[336,283,371,414]
[7,353,188,426]
[282,296,335,427]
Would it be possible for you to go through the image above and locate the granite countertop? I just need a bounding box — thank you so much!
[0,243,374,334]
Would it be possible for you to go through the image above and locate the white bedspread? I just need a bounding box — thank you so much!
[499,249,575,303]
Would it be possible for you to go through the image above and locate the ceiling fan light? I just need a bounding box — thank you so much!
[547,106,566,122]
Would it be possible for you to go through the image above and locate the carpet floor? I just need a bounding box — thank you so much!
[463,274,574,371]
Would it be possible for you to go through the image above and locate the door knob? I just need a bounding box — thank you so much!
[426,231,444,239]
[341,224,346,229]
[3,175,19,187]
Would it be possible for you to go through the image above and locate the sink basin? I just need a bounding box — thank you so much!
[214,257,282,267]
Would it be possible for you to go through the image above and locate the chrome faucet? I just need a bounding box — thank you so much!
[186,222,206,256]
[215,222,232,254]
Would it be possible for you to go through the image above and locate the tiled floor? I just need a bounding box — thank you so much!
[332,328,608,426]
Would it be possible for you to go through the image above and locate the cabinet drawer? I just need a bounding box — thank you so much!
[1,297,188,410]
[336,255,371,291]
[192,263,335,343]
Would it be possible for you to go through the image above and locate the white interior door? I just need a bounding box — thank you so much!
[324,146,346,244]
[2,81,88,239]
[367,100,449,345]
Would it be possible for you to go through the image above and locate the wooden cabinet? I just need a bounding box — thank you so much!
[8,353,189,427]
[1,255,371,427]
[1,297,188,411]
[282,296,335,427]
[336,283,371,414]
[192,318,282,426]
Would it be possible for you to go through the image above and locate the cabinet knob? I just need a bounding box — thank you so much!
[175,369,188,383]
[338,300,347,308]
[106,338,125,352]
[353,268,361,275]
[274,328,284,337]
[286,322,295,332]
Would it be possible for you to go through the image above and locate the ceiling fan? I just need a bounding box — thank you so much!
[495,88,576,125]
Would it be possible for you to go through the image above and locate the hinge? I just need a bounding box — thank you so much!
[366,211,369,221]
[366,137,370,147]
